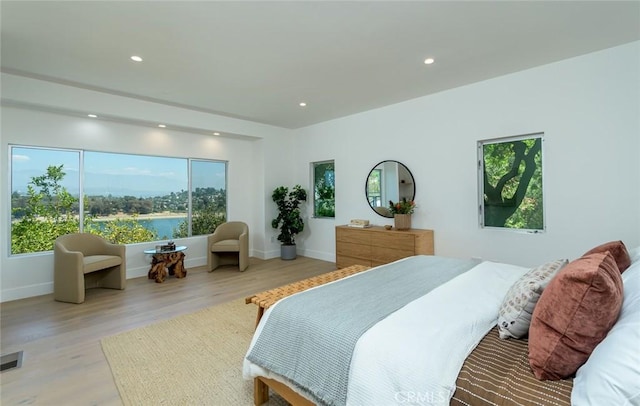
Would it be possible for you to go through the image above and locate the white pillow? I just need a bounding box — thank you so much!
[497,259,568,339]
[629,246,640,264]
[572,260,640,405]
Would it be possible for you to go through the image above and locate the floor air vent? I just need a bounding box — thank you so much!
[1,351,24,372]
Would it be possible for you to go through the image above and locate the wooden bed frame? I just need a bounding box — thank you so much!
[254,376,313,406]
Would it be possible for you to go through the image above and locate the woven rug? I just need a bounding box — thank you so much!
[101,299,287,405]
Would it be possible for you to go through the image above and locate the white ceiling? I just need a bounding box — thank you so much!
[2,1,639,129]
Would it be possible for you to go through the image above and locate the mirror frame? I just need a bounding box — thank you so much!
[365,160,415,218]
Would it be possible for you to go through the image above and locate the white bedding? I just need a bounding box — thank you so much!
[243,260,529,405]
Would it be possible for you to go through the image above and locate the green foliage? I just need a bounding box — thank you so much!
[11,215,79,254]
[272,185,307,245]
[11,165,80,254]
[173,188,227,237]
[483,137,543,229]
[84,215,158,244]
[388,198,416,215]
[173,208,226,238]
[314,162,335,218]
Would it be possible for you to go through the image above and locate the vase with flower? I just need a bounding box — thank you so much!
[389,198,416,230]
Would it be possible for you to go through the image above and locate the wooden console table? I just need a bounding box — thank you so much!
[335,225,434,269]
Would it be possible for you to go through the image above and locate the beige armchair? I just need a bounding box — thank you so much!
[54,233,126,304]
[207,221,249,272]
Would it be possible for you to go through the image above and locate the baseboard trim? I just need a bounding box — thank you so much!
[1,257,209,303]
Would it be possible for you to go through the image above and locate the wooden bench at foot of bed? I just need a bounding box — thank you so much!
[245,264,370,326]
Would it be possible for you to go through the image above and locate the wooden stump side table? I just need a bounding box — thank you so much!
[143,246,188,283]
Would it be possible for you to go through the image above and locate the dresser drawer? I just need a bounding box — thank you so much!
[336,227,371,245]
[372,247,415,264]
[337,241,371,260]
[372,232,415,250]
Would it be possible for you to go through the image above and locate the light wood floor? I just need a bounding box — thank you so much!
[0,256,336,406]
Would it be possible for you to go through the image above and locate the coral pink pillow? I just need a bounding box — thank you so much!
[583,240,631,273]
[528,252,623,380]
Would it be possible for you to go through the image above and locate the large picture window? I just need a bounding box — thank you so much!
[312,160,335,218]
[478,133,544,231]
[10,146,226,255]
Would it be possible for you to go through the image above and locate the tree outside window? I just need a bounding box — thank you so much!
[10,146,227,255]
[10,148,81,253]
[478,133,544,231]
[312,160,335,218]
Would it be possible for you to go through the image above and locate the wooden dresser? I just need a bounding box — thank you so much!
[335,225,434,269]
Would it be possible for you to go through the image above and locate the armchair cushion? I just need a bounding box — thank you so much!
[210,239,240,252]
[83,255,123,274]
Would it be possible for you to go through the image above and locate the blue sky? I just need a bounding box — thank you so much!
[11,147,225,197]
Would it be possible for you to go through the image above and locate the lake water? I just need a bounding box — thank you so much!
[94,217,186,239]
[139,217,186,239]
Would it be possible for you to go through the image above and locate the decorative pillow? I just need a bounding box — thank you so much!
[497,259,568,339]
[572,260,640,404]
[583,240,631,273]
[528,252,623,380]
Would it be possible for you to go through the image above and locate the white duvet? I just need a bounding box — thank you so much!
[243,260,529,406]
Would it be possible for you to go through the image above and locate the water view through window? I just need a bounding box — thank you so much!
[10,146,226,255]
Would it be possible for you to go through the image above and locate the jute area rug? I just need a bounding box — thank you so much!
[101,299,288,405]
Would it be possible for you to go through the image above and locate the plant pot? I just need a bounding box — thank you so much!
[280,244,297,260]
[394,214,411,230]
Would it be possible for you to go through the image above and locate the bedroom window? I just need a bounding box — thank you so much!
[184,160,227,237]
[10,147,81,254]
[10,145,227,255]
[312,160,335,218]
[478,133,544,232]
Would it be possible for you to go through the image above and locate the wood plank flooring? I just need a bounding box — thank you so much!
[0,256,336,406]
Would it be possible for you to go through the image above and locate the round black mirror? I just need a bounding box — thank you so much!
[365,160,415,218]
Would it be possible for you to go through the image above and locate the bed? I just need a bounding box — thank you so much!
[243,242,640,406]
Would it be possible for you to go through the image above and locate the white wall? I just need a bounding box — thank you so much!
[0,75,294,301]
[293,42,640,267]
[2,42,639,301]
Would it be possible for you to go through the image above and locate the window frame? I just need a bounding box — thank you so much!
[9,144,227,256]
[477,132,545,233]
[311,160,335,218]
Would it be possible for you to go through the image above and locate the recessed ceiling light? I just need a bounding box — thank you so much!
[299,102,307,107]
[424,58,435,65]
[158,124,166,128]
[87,114,97,118]
[213,132,220,136]
[131,55,143,62]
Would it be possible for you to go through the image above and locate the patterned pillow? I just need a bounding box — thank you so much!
[497,259,568,339]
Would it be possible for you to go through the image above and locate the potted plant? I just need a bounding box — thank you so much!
[272,185,307,260]
[389,198,416,230]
